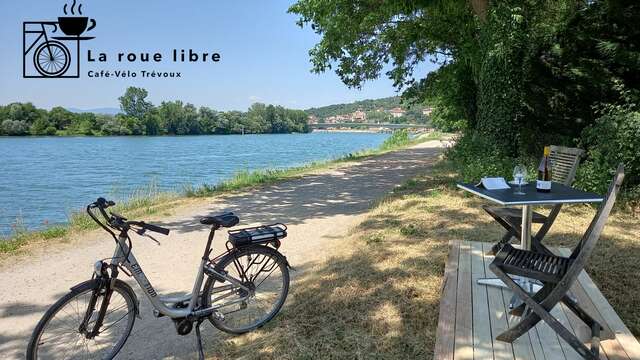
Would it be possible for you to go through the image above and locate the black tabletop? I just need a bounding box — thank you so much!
[456,182,603,206]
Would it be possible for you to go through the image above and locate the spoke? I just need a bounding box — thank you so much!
[255,266,279,289]
[99,312,129,334]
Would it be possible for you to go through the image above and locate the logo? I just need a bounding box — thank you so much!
[23,1,96,78]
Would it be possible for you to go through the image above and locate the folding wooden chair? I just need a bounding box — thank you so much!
[489,164,624,359]
[484,146,585,255]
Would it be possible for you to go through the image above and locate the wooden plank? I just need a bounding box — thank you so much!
[576,270,640,360]
[502,302,540,360]
[485,246,544,360]
[527,324,548,360]
[569,280,627,359]
[555,248,632,360]
[481,242,515,360]
[561,302,609,360]
[434,240,461,360]
[551,304,584,360]
[471,241,494,359]
[455,241,474,360]
[536,309,567,360]
[435,243,638,360]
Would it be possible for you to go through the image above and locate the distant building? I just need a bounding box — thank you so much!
[307,115,319,124]
[352,110,366,122]
[389,107,406,118]
[325,116,338,124]
[336,114,351,122]
[422,107,434,116]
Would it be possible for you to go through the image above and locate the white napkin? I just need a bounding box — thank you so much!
[479,177,511,190]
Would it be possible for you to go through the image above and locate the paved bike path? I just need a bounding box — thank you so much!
[0,141,446,359]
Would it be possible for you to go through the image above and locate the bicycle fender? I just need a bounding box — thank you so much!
[70,278,100,292]
[70,279,141,318]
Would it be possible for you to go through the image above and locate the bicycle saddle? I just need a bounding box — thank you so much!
[200,212,239,228]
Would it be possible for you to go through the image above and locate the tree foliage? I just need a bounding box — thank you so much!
[290,0,640,198]
[118,87,153,121]
[0,87,310,137]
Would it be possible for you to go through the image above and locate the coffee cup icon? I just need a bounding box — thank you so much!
[58,17,96,36]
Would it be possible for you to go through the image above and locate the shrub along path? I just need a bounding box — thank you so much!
[0,140,447,359]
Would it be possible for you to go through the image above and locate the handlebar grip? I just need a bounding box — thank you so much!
[96,197,116,208]
[142,222,170,236]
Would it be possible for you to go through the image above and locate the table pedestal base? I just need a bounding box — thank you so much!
[478,277,542,309]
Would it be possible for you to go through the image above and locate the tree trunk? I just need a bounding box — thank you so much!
[470,0,489,21]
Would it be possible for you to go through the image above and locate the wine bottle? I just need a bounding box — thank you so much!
[536,146,552,193]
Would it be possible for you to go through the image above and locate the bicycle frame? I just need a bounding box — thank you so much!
[109,232,251,319]
[24,22,56,56]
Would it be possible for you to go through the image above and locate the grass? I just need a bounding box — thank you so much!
[0,184,181,256]
[204,161,640,359]
[0,130,452,255]
[184,131,448,197]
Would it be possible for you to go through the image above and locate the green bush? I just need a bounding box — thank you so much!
[576,92,640,202]
[446,132,533,182]
[380,129,411,150]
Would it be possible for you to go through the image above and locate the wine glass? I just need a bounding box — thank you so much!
[513,165,527,195]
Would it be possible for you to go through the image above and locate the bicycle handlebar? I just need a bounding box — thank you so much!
[87,198,170,237]
[129,221,171,236]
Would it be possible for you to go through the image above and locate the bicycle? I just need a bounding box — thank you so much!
[27,197,291,360]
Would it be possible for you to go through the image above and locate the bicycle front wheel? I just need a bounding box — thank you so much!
[27,279,136,360]
[33,41,71,77]
[202,245,290,334]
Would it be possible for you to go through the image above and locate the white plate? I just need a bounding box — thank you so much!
[509,180,529,186]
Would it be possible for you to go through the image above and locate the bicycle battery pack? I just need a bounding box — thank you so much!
[227,223,287,247]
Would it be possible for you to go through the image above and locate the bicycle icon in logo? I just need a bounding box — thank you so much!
[23,2,96,78]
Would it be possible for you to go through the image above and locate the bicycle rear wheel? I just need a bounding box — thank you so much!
[202,245,289,334]
[27,279,136,360]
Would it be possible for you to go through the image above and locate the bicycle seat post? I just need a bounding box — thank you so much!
[202,225,219,260]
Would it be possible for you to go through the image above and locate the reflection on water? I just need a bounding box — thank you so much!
[0,132,388,235]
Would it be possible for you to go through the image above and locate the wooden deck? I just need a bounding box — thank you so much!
[434,241,640,360]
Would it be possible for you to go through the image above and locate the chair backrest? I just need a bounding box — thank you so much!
[549,145,584,185]
[566,164,624,276]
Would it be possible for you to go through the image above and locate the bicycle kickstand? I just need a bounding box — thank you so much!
[195,318,205,360]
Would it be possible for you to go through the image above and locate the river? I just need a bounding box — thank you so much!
[0,132,389,236]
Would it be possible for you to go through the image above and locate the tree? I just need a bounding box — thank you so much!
[245,103,269,133]
[142,109,162,135]
[30,117,57,135]
[48,107,74,131]
[198,107,220,134]
[119,87,153,121]
[2,119,29,135]
[157,101,183,135]
[289,0,640,156]
[67,113,97,135]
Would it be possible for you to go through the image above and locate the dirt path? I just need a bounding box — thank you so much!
[0,141,446,359]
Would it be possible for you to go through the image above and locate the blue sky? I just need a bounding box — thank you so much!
[0,0,439,111]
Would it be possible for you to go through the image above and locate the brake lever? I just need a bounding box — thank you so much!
[143,233,161,245]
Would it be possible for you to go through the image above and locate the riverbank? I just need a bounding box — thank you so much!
[0,131,451,255]
[0,137,449,359]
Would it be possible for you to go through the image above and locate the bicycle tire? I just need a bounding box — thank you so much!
[201,245,290,334]
[33,41,71,77]
[27,279,137,360]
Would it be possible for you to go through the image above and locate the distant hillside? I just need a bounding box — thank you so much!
[305,96,403,119]
[67,107,121,115]
[305,96,431,125]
